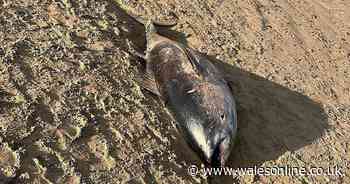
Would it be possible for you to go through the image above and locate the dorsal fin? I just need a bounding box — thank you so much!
[135,68,161,97]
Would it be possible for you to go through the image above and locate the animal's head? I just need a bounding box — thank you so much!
[184,85,237,167]
[188,110,236,167]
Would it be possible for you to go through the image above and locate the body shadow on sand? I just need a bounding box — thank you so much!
[105,2,330,183]
[207,56,330,183]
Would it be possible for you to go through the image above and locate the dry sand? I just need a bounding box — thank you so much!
[0,0,349,183]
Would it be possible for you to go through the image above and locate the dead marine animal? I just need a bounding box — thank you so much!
[131,21,237,167]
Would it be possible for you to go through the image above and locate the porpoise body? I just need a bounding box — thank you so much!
[137,21,237,167]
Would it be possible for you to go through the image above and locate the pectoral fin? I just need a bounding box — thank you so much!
[183,47,223,80]
[183,47,205,75]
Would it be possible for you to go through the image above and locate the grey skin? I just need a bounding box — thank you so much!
[135,21,237,167]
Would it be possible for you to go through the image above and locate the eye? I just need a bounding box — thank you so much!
[220,113,225,120]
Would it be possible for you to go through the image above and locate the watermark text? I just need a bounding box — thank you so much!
[187,165,344,177]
